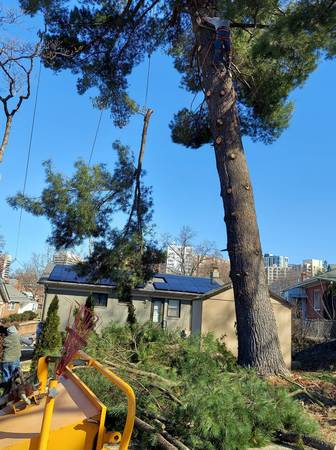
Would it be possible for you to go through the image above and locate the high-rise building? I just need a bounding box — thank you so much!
[0,253,12,281]
[264,253,288,268]
[166,245,194,275]
[53,251,82,265]
[265,266,290,284]
[302,259,324,277]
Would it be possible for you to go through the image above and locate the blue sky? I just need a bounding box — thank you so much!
[1,2,335,268]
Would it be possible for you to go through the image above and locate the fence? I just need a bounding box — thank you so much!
[293,319,336,341]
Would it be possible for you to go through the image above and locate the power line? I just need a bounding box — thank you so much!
[14,59,42,260]
[88,109,104,165]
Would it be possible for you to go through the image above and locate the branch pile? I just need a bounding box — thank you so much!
[77,323,324,450]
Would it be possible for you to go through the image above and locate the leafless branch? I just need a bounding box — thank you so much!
[0,20,41,163]
[0,11,78,163]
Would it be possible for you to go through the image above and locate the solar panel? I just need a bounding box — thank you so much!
[49,266,220,294]
[49,265,116,286]
[153,273,220,294]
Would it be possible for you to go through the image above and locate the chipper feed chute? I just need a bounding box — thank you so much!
[0,351,135,450]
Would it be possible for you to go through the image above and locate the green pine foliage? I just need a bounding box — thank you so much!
[8,143,136,249]
[8,143,165,308]
[79,323,318,450]
[31,295,62,370]
[19,0,336,144]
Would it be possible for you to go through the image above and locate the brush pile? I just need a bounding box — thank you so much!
[78,323,320,450]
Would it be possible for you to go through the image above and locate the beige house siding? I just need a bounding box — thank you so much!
[272,301,292,368]
[192,288,292,368]
[43,282,291,367]
[44,287,192,333]
[165,300,192,333]
[44,288,151,331]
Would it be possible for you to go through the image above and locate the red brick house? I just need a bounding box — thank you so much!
[283,270,336,320]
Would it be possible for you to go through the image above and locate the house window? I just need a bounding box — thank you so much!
[313,289,321,312]
[8,302,16,311]
[92,292,108,307]
[167,300,180,318]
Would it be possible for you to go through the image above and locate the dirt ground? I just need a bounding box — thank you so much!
[295,371,336,443]
[270,370,336,447]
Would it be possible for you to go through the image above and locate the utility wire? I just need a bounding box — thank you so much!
[88,109,103,165]
[14,60,42,261]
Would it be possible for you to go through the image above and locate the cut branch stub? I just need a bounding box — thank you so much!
[217,118,224,125]
[229,153,236,160]
[216,136,223,144]
[244,184,250,190]
[220,90,225,96]
[227,187,232,194]
[206,90,212,97]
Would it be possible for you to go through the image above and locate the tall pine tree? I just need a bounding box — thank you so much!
[19,0,336,373]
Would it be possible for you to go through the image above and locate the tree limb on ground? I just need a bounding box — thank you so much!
[280,375,325,408]
[103,359,178,387]
[277,431,336,450]
[134,417,178,450]
[160,429,190,450]
[142,413,190,450]
[147,382,184,406]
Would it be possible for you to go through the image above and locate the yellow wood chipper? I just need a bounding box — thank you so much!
[0,351,136,450]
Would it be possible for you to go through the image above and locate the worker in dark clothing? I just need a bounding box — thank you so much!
[198,16,232,72]
[1,325,21,383]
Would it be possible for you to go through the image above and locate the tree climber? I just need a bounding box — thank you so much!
[197,15,232,72]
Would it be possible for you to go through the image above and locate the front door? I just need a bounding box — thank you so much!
[152,300,164,326]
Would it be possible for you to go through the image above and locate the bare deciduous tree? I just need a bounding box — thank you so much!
[13,249,53,303]
[162,225,224,277]
[0,6,42,162]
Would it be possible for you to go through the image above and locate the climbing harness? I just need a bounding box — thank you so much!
[202,16,232,73]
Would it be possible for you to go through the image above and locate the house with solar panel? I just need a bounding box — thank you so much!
[40,264,292,367]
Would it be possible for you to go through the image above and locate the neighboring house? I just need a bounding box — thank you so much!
[282,269,336,320]
[0,278,38,319]
[41,264,292,367]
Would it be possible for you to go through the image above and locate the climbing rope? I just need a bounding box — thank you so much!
[144,53,152,109]
[14,59,42,261]
[88,109,104,165]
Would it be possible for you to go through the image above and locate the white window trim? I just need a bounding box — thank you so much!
[167,299,181,318]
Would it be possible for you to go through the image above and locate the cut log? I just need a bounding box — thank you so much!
[134,417,178,450]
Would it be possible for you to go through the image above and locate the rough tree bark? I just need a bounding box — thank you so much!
[188,1,287,374]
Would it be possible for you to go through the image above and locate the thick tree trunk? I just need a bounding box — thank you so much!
[189,3,287,374]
